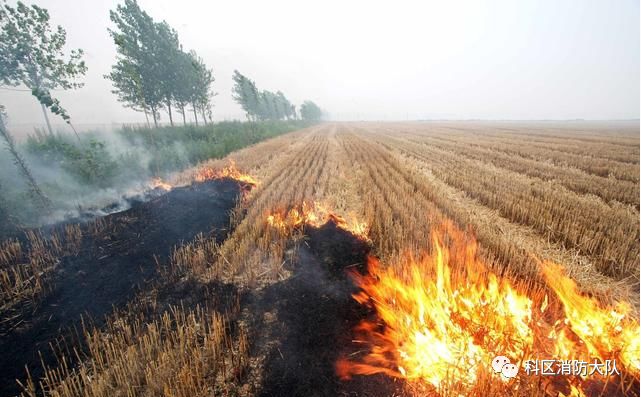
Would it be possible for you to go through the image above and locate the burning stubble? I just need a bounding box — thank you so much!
[336,221,640,396]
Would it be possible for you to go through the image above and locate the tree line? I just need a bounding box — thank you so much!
[0,0,324,133]
[232,70,295,121]
[232,70,322,122]
[107,0,214,127]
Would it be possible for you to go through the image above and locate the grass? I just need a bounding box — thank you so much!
[118,120,313,174]
[1,120,314,227]
[25,134,123,188]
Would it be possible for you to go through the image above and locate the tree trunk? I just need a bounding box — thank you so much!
[201,108,208,125]
[181,105,186,125]
[192,103,199,126]
[40,103,54,135]
[143,105,159,175]
[0,112,51,212]
[144,107,151,128]
[167,100,174,126]
[151,106,158,128]
[33,77,54,135]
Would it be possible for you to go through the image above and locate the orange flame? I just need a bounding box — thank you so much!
[542,262,640,379]
[266,201,369,239]
[337,221,640,394]
[560,385,587,397]
[194,160,258,186]
[150,177,173,191]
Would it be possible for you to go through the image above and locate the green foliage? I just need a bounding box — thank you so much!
[232,70,260,120]
[25,134,119,188]
[0,119,313,226]
[121,120,312,171]
[187,51,215,124]
[0,179,16,240]
[0,104,51,213]
[173,51,215,125]
[0,0,86,131]
[300,100,323,121]
[106,0,215,127]
[107,0,164,125]
[232,70,295,121]
[31,87,71,122]
[20,119,307,193]
[0,109,311,226]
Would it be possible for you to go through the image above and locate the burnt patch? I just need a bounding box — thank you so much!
[248,221,404,396]
[305,221,370,277]
[0,178,244,396]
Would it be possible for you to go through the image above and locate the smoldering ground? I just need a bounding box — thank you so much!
[0,178,244,396]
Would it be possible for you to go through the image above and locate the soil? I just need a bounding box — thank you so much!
[0,178,243,396]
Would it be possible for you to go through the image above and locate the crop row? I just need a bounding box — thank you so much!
[378,132,639,279]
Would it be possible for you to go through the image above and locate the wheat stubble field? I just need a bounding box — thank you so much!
[2,121,640,397]
[223,121,639,295]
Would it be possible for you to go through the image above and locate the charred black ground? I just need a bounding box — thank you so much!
[0,178,243,396]
[246,221,405,397]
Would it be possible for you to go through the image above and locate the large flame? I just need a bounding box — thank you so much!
[337,221,640,395]
[266,201,368,239]
[194,160,258,185]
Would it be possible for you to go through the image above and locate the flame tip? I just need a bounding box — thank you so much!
[265,201,369,239]
[194,161,258,186]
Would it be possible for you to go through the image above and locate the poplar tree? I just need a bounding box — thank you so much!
[0,0,86,135]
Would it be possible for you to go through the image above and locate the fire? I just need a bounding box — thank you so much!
[542,262,640,379]
[194,160,258,186]
[337,221,640,395]
[337,222,534,390]
[560,385,586,397]
[266,201,369,239]
[150,177,173,191]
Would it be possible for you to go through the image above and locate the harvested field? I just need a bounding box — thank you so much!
[1,122,639,397]
[0,177,246,395]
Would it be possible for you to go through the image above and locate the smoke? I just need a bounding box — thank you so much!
[0,126,190,227]
[40,183,170,225]
[1,119,305,228]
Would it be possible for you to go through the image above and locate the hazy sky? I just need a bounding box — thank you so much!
[1,0,639,132]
